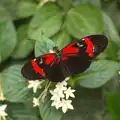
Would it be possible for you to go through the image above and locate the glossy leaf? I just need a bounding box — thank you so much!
[0,0,17,19]
[65,4,104,38]
[74,60,119,88]
[12,24,34,59]
[72,0,101,7]
[7,102,40,120]
[17,1,37,18]
[39,96,63,120]
[103,12,120,48]
[35,35,55,57]
[0,19,16,63]
[103,12,120,60]
[52,30,72,49]
[62,86,105,120]
[0,0,37,19]
[0,5,11,20]
[56,0,72,11]
[106,93,120,120]
[28,3,64,39]
[1,64,33,102]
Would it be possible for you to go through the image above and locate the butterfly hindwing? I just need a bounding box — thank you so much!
[21,53,66,82]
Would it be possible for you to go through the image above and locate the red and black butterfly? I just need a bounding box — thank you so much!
[21,35,108,82]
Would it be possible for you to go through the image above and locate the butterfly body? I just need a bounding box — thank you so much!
[21,35,108,82]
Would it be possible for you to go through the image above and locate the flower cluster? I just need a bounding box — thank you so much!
[27,80,45,107]
[50,77,75,113]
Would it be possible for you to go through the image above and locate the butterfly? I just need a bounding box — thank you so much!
[21,35,108,82]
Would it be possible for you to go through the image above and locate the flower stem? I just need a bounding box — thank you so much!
[38,81,51,100]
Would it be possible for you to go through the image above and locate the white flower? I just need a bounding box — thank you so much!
[50,90,64,100]
[0,104,7,117]
[64,87,75,99]
[55,82,67,91]
[60,81,68,86]
[50,79,75,113]
[61,99,74,113]
[33,98,39,107]
[51,100,62,109]
[64,77,70,81]
[28,80,44,93]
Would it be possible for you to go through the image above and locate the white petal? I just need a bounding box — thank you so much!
[49,49,54,53]
[55,105,60,109]
[33,87,37,93]
[66,94,69,99]
[62,106,67,113]
[0,111,7,116]
[64,77,70,81]
[33,98,39,107]
[49,90,54,95]
[69,93,75,98]
[68,104,74,110]
[0,105,7,117]
[0,105,7,111]
[27,84,33,88]
[51,102,55,106]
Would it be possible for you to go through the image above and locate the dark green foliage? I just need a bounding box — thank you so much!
[0,0,120,120]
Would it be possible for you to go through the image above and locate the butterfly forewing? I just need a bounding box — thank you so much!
[21,53,65,82]
[60,34,108,76]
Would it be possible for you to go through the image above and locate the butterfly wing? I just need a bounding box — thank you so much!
[21,53,66,82]
[61,34,108,75]
[86,35,108,56]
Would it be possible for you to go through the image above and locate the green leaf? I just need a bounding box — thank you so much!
[0,19,17,63]
[102,1,120,31]
[12,24,34,59]
[52,30,72,49]
[62,87,105,120]
[1,64,33,102]
[102,12,120,60]
[72,0,101,7]
[65,4,104,38]
[7,102,40,120]
[0,0,37,19]
[39,96,63,120]
[105,93,120,120]
[0,0,17,20]
[103,12,120,48]
[74,60,119,88]
[35,35,55,57]
[0,5,11,20]
[28,3,64,39]
[56,0,72,11]
[17,1,37,18]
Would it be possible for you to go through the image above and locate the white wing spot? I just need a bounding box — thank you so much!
[77,43,83,47]
[39,58,43,64]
